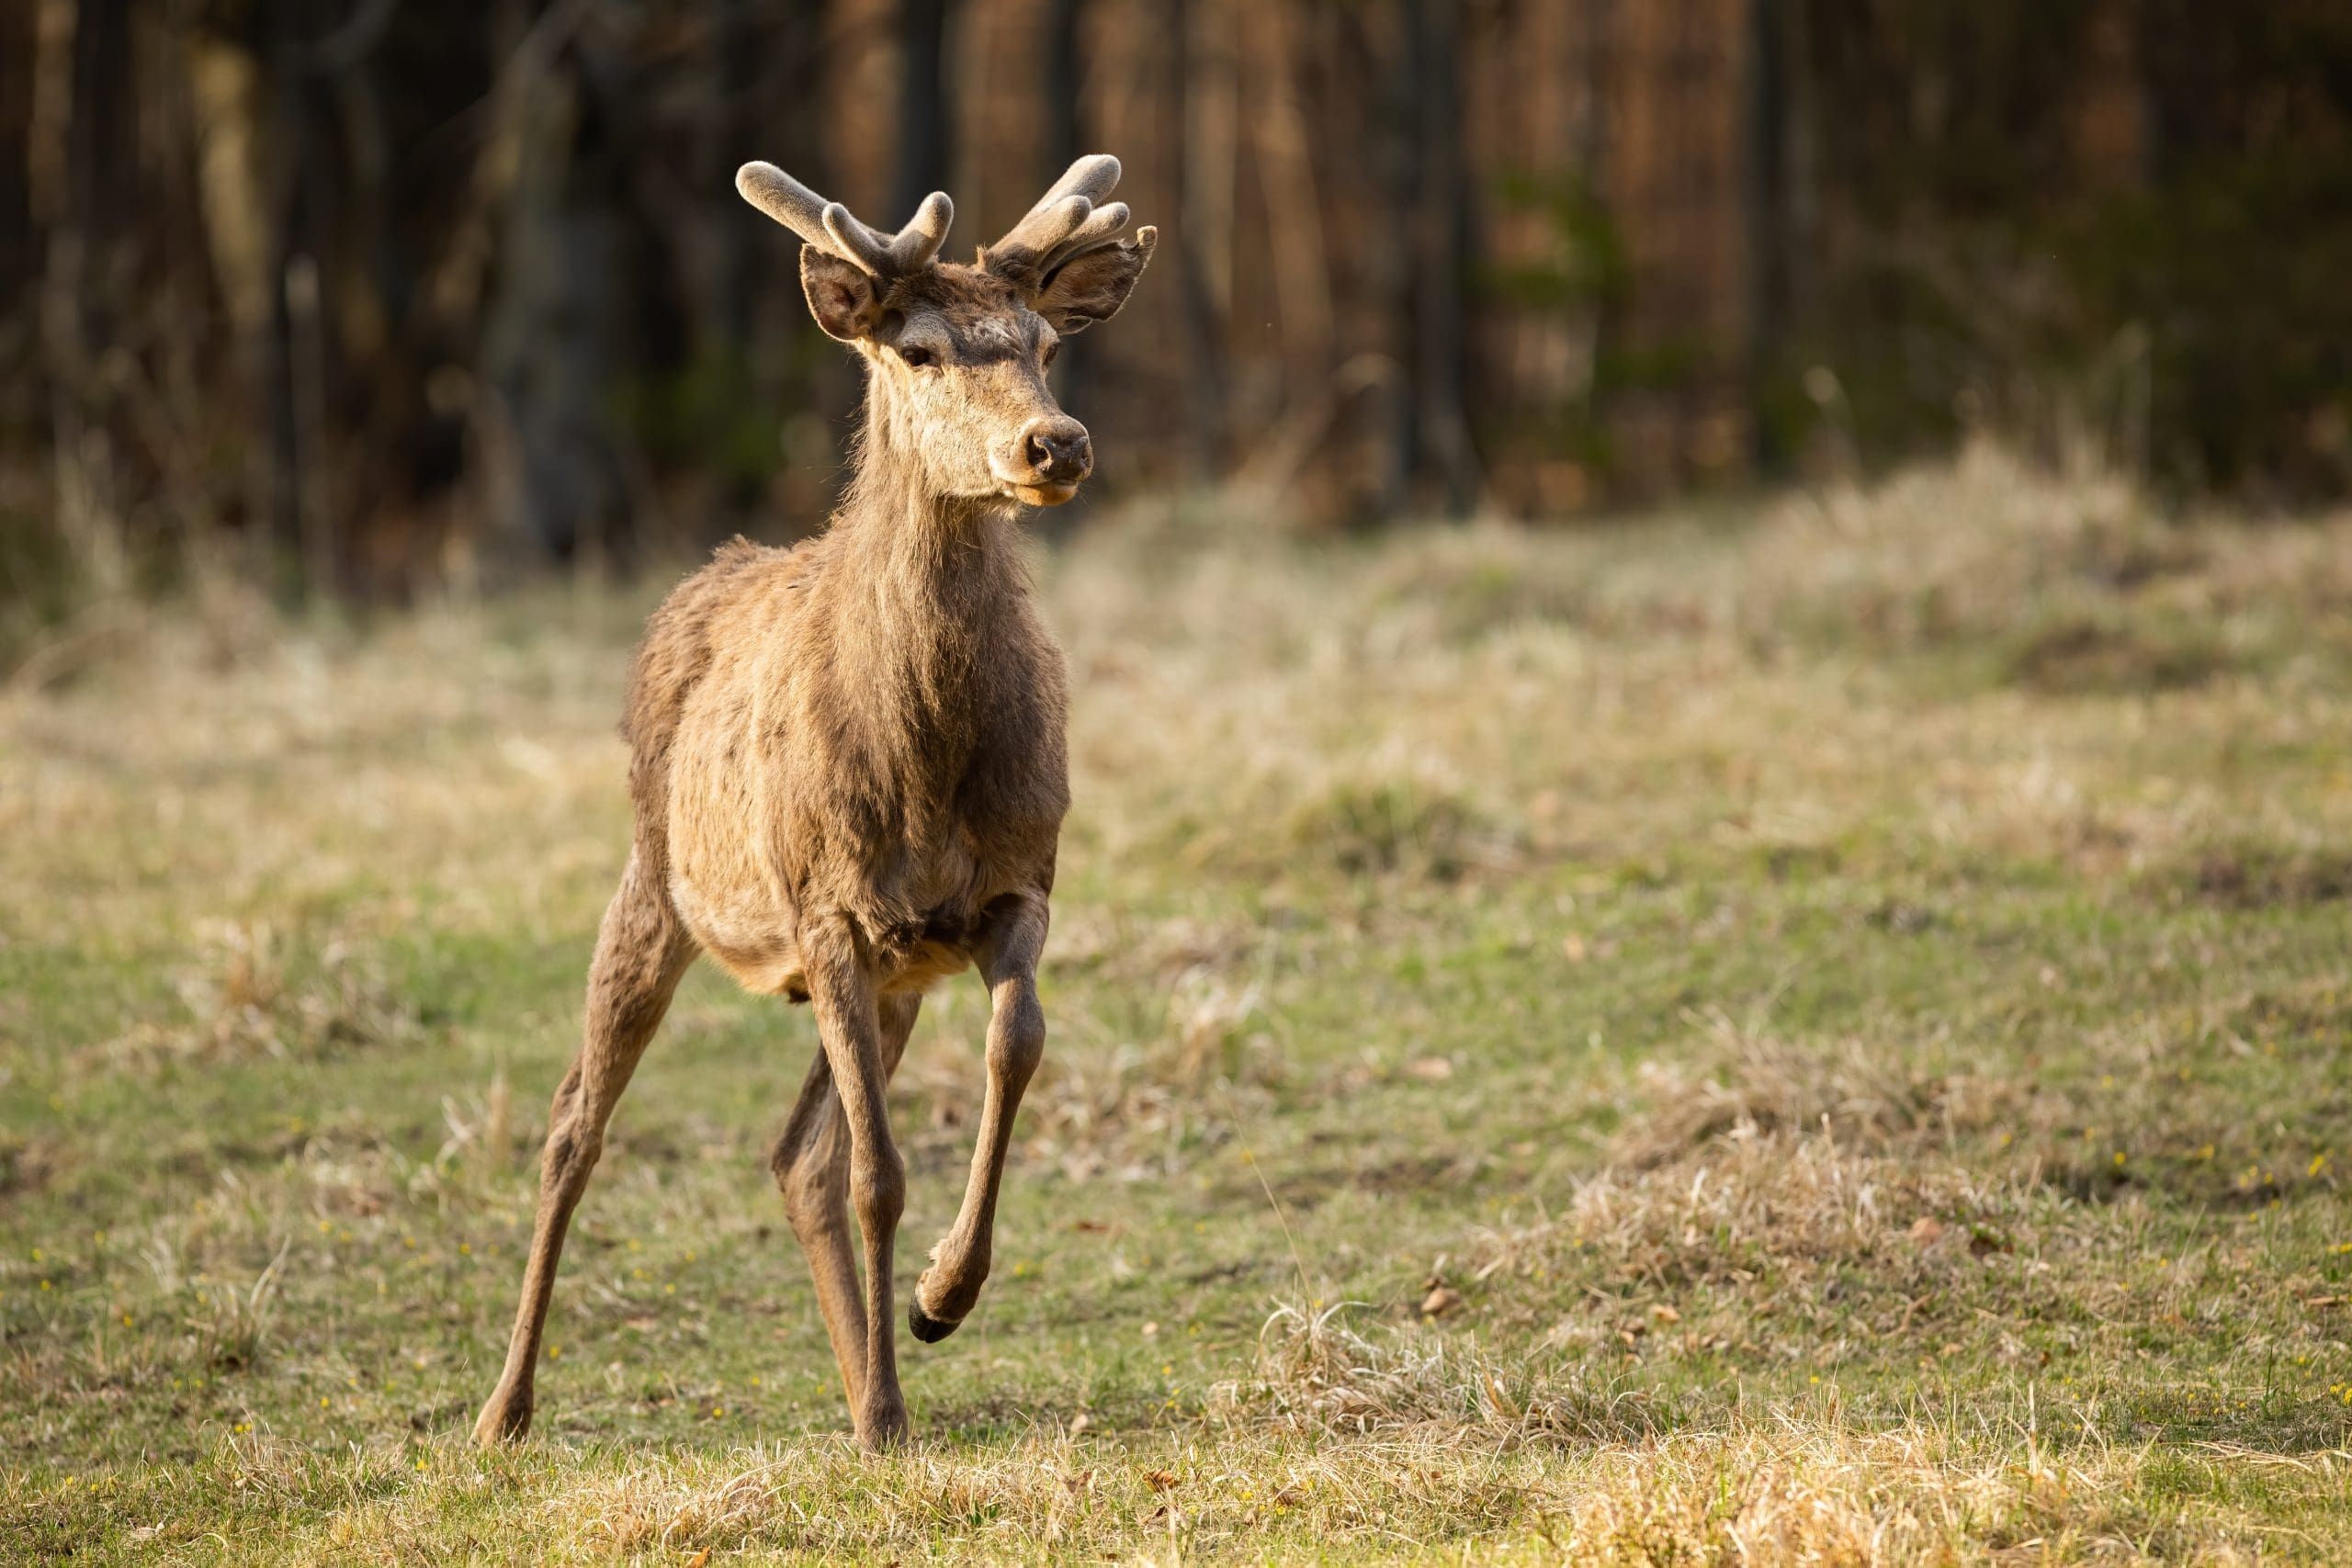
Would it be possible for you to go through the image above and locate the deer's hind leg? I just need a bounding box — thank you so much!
[473,846,694,1446]
[769,990,919,1421]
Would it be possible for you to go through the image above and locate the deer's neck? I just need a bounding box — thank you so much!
[822,401,1029,743]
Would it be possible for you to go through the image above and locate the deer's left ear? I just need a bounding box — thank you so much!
[1033,228,1157,333]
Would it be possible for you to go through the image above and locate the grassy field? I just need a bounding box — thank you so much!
[5,449,2352,1562]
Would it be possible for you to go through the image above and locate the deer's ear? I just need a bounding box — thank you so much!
[801,247,885,342]
[1033,228,1156,334]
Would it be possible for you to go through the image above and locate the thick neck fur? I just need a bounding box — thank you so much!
[822,367,1027,765]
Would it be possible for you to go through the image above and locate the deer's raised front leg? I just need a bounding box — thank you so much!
[910,892,1048,1343]
[474,847,694,1446]
[770,990,919,1422]
[798,912,911,1448]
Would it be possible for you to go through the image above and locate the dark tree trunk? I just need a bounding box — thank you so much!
[1044,0,1082,173]
[1402,0,1476,514]
[1747,0,1816,471]
[892,0,950,220]
[1166,0,1227,479]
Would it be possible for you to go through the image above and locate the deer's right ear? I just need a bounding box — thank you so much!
[801,248,885,342]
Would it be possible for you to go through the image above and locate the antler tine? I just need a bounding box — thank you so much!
[736,162,832,250]
[820,203,898,276]
[1030,153,1124,217]
[737,160,954,281]
[986,154,1126,279]
[888,189,956,274]
[1038,201,1130,276]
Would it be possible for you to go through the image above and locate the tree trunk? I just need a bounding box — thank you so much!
[893,0,950,220]
[1167,0,1229,479]
[1403,0,1477,515]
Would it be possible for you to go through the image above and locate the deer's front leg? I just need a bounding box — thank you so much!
[799,912,910,1449]
[910,892,1047,1343]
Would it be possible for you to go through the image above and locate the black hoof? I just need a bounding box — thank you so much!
[909,1301,959,1343]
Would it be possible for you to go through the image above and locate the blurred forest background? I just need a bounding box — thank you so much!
[4,0,2351,614]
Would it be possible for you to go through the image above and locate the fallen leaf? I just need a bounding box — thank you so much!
[1068,1413,1091,1435]
[1562,933,1589,963]
[1406,1056,1454,1082]
[1649,1303,1681,1325]
[1144,1469,1180,1493]
[1419,1284,1464,1318]
[1909,1216,1947,1246]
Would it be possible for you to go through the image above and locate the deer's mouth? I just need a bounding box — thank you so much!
[1007,480,1081,507]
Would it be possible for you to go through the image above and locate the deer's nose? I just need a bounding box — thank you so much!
[1019,418,1092,484]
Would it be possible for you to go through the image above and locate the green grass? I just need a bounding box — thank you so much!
[5,451,2352,1561]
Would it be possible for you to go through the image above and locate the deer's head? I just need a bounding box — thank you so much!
[737,156,1155,508]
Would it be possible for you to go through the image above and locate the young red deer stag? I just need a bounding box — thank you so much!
[471,155,1155,1450]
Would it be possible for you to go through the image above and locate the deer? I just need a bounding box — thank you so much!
[470,154,1155,1451]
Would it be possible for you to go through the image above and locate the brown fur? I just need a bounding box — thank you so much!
[474,226,1151,1452]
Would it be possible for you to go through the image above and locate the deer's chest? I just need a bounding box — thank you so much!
[662,678,1065,997]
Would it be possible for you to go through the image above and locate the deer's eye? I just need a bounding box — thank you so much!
[900,344,937,369]
[1041,339,1060,367]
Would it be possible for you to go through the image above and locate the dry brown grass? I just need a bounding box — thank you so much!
[7,452,2352,1562]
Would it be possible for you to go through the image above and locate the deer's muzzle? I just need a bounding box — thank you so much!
[1000,416,1091,505]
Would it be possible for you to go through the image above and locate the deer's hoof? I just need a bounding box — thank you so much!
[856,1403,912,1450]
[909,1300,959,1343]
[470,1391,533,1447]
